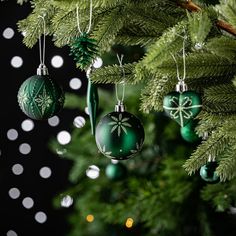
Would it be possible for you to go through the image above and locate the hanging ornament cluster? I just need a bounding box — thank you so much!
[163,36,202,127]
[17,16,64,120]
[69,1,98,135]
[95,55,145,160]
[105,162,127,181]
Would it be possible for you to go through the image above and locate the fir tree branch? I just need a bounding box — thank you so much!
[90,63,138,84]
[177,0,236,37]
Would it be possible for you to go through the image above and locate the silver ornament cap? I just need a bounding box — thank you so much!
[37,64,49,76]
[176,80,188,93]
[115,101,125,112]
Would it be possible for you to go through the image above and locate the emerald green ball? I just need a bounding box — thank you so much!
[17,75,65,120]
[105,163,127,180]
[95,111,145,160]
[200,162,220,184]
[180,120,200,143]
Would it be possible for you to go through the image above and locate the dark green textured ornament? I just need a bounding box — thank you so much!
[69,32,98,70]
[200,161,220,184]
[180,119,201,143]
[163,90,202,127]
[105,162,127,181]
[95,103,145,160]
[17,66,64,120]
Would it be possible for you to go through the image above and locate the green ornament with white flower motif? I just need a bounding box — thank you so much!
[163,90,202,127]
[95,109,145,160]
[17,75,64,120]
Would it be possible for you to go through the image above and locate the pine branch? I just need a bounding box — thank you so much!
[206,36,236,60]
[177,0,236,37]
[92,6,126,52]
[187,10,212,45]
[90,63,138,84]
[17,0,56,48]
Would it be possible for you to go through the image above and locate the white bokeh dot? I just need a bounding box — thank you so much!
[57,131,71,145]
[39,166,52,179]
[11,56,23,68]
[21,119,34,132]
[19,143,31,155]
[85,107,90,115]
[93,57,103,68]
[6,230,18,236]
[86,165,100,179]
[69,78,82,90]
[7,129,18,141]
[111,159,119,164]
[8,188,20,199]
[61,195,73,208]
[48,116,60,127]
[12,164,24,175]
[51,55,63,68]
[3,27,14,39]
[73,116,86,128]
[35,211,47,224]
[22,197,34,209]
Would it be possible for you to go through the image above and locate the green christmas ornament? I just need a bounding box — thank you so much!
[17,65,64,120]
[105,162,127,180]
[200,161,220,184]
[163,81,202,127]
[86,67,99,135]
[95,102,145,160]
[180,119,201,143]
[69,33,98,70]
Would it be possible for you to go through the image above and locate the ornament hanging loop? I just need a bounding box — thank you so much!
[76,0,93,34]
[171,33,188,92]
[37,14,48,75]
[115,54,126,112]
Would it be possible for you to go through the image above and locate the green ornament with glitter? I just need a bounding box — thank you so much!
[163,39,202,127]
[17,65,65,120]
[95,102,145,160]
[69,32,98,70]
[17,16,64,120]
[163,81,202,127]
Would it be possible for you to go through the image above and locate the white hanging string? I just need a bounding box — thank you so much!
[76,0,93,34]
[170,34,187,82]
[115,54,126,103]
[38,15,46,65]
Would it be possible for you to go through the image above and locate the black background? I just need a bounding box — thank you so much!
[0,1,86,235]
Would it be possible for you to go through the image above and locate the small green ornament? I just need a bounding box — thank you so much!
[105,162,127,181]
[163,83,202,127]
[180,119,201,143]
[200,161,220,184]
[69,32,98,70]
[17,65,64,120]
[95,103,145,160]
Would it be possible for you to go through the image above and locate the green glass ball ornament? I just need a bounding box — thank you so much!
[180,119,201,143]
[17,65,64,120]
[105,162,127,181]
[95,103,145,160]
[163,81,202,127]
[200,161,220,184]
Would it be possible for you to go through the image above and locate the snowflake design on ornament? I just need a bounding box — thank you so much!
[130,140,143,154]
[18,91,28,107]
[108,113,132,137]
[163,96,202,127]
[35,88,52,115]
[97,142,114,158]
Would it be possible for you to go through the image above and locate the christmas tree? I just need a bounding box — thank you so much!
[16,0,236,235]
